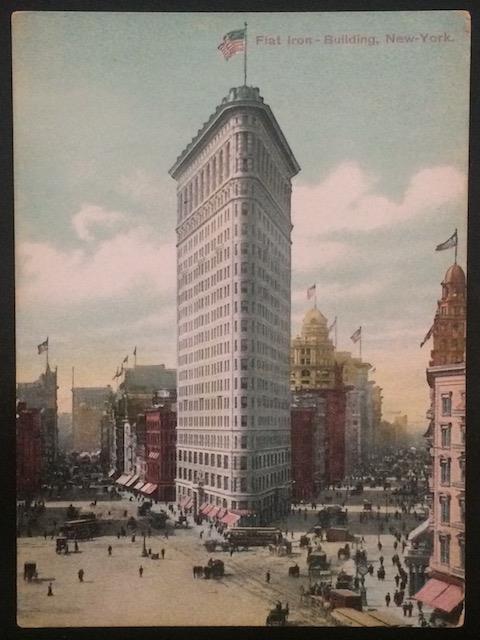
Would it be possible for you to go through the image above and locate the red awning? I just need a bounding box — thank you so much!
[432,584,463,613]
[217,507,227,519]
[415,578,449,608]
[202,504,214,515]
[143,483,158,495]
[125,474,139,487]
[115,474,131,486]
[134,481,145,490]
[209,506,220,518]
[183,497,193,509]
[220,512,241,526]
[199,502,209,513]
[179,496,189,507]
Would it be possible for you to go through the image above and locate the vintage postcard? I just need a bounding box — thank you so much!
[14,9,469,628]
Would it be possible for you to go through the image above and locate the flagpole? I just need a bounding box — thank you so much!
[243,22,248,86]
[455,228,458,264]
[359,327,362,360]
[71,366,75,446]
[334,316,338,350]
[46,337,49,369]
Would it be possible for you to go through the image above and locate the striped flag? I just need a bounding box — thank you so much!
[123,355,129,364]
[420,324,434,348]
[37,338,48,354]
[218,28,246,60]
[436,230,457,252]
[133,346,137,356]
[350,327,362,343]
[307,284,316,300]
[328,317,337,333]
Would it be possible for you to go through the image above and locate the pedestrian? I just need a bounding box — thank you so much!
[402,541,407,553]
[385,592,391,607]
[230,547,234,557]
[161,548,165,559]
[117,531,120,539]
[78,569,84,582]
[377,541,382,551]
[165,530,169,539]
[200,530,203,539]
[394,540,398,550]
[139,565,143,577]
[43,531,47,540]
[131,534,136,543]
[148,528,151,537]
[266,571,271,583]
[47,582,53,596]
[402,602,408,617]
[74,540,79,552]
[407,601,413,617]
[379,555,384,566]
[417,600,423,613]
[394,574,400,588]
[291,531,294,539]
[108,545,112,556]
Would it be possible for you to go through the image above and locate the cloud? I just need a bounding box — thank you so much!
[292,162,467,237]
[72,204,126,241]
[17,218,176,307]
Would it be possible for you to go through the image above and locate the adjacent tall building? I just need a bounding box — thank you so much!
[17,364,58,478]
[170,85,300,522]
[416,262,466,625]
[72,386,111,453]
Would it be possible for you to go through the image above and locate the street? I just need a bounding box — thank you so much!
[18,492,430,627]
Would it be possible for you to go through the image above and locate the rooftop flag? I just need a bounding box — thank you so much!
[436,229,458,252]
[350,327,362,343]
[420,324,434,348]
[218,28,246,60]
[37,338,48,354]
[307,284,316,300]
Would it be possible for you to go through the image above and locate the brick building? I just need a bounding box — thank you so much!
[16,402,42,498]
[144,397,177,501]
[415,262,466,625]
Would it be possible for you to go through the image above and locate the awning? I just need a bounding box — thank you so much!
[217,507,227,519]
[134,480,145,490]
[199,502,209,513]
[230,509,253,516]
[432,584,463,613]
[148,451,160,459]
[143,483,158,495]
[415,578,450,608]
[108,470,117,478]
[408,519,430,542]
[183,497,193,509]
[202,504,214,515]
[220,512,241,526]
[115,474,131,486]
[125,474,139,487]
[209,506,220,518]
[179,496,190,507]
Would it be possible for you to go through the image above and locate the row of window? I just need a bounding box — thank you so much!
[439,456,465,484]
[177,414,289,428]
[439,534,464,569]
[439,494,465,524]
[177,448,289,469]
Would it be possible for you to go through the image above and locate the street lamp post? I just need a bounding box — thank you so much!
[141,533,148,557]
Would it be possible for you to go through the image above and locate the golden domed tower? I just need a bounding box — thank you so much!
[290,308,336,390]
[430,263,466,366]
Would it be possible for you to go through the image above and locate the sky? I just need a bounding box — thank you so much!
[13,11,470,426]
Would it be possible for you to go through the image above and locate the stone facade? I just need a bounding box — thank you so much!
[171,85,300,522]
[290,308,336,390]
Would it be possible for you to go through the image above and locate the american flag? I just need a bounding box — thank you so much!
[218,28,246,60]
[307,284,316,300]
[350,326,362,343]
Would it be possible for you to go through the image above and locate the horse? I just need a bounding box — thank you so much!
[193,565,203,578]
[288,565,300,577]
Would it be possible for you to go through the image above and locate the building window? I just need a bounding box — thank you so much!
[440,496,450,524]
[439,535,450,564]
[459,456,465,483]
[440,424,452,447]
[458,537,465,569]
[459,497,465,523]
[460,422,466,445]
[440,458,451,485]
[441,393,452,416]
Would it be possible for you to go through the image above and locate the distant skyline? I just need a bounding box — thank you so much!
[13,11,470,426]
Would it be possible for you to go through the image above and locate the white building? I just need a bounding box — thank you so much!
[170,85,300,522]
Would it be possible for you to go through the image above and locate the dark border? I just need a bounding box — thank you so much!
[0,1,479,640]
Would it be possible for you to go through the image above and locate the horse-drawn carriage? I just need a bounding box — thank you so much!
[299,535,310,548]
[206,559,224,578]
[288,563,300,577]
[335,570,354,590]
[307,550,330,582]
[337,543,351,560]
[23,562,37,581]
[204,539,217,552]
[266,603,289,626]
